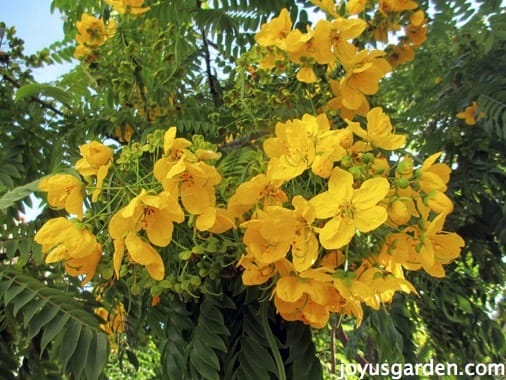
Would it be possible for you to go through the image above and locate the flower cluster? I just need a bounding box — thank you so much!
[34,1,466,333]
[233,106,464,328]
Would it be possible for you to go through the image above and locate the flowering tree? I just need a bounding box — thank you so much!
[0,0,504,379]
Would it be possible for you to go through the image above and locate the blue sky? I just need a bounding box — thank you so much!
[1,0,73,82]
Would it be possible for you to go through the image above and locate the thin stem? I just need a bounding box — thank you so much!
[260,301,286,380]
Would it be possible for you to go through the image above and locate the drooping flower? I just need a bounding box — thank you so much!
[347,107,406,150]
[417,212,465,277]
[109,189,184,280]
[96,303,125,336]
[75,141,114,202]
[38,174,84,219]
[340,50,391,111]
[416,152,451,193]
[34,217,102,284]
[105,0,151,15]
[227,173,287,218]
[310,167,390,249]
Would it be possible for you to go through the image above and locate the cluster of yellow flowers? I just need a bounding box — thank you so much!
[35,141,114,284]
[35,128,235,288]
[73,0,150,59]
[34,0,465,332]
[232,105,464,327]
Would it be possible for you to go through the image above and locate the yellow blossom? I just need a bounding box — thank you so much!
[38,174,84,219]
[340,50,391,111]
[310,167,390,249]
[417,212,465,277]
[456,101,484,125]
[105,0,151,15]
[388,199,412,225]
[379,0,419,14]
[263,113,346,180]
[416,152,451,193]
[75,141,113,202]
[109,189,184,247]
[76,13,116,47]
[237,254,277,285]
[34,217,102,285]
[227,173,287,218]
[96,303,125,336]
[109,190,184,280]
[347,107,406,150]
[296,65,317,83]
[255,8,292,48]
[346,0,367,15]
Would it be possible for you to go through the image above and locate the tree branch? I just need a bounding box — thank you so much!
[1,71,65,117]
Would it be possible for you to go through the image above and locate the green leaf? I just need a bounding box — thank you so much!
[14,83,72,107]
[0,180,40,212]
[40,313,70,354]
[85,332,109,380]
[59,319,82,371]
[27,306,59,340]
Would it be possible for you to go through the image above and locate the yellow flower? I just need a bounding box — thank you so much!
[327,79,369,119]
[347,107,406,150]
[105,0,151,15]
[39,174,84,219]
[255,8,292,47]
[109,189,184,247]
[73,44,91,59]
[389,42,415,68]
[263,113,346,181]
[34,217,102,284]
[416,152,451,193]
[75,141,113,202]
[76,13,116,47]
[340,50,391,111]
[379,0,418,14]
[237,254,277,285]
[96,303,125,336]
[417,212,465,277]
[346,0,367,14]
[310,18,367,65]
[425,190,454,214]
[155,159,221,215]
[310,167,390,249]
[310,0,338,17]
[291,197,319,271]
[274,268,335,328]
[109,189,184,280]
[456,101,484,125]
[296,65,317,83]
[227,173,287,218]
[358,267,417,304]
[241,213,292,265]
[388,199,412,225]
[195,206,235,233]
